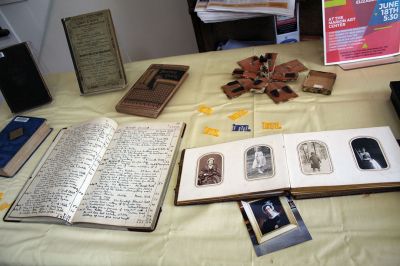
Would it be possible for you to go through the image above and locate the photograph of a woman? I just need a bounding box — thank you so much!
[245,145,274,180]
[351,137,388,170]
[196,153,223,186]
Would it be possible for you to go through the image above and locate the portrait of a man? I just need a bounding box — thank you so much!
[297,140,333,175]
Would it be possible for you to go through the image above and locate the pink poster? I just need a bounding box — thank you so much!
[323,0,400,65]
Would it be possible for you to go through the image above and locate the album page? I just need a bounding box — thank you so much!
[175,134,290,205]
[284,127,400,191]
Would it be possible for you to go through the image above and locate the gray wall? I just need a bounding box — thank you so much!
[0,0,198,74]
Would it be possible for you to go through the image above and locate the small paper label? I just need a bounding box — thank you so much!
[313,84,324,89]
[262,121,282,129]
[228,109,249,121]
[198,105,213,115]
[0,202,11,211]
[203,127,220,137]
[14,117,29,123]
[9,127,24,140]
[232,124,251,132]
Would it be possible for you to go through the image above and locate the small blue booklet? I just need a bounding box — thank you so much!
[0,116,51,177]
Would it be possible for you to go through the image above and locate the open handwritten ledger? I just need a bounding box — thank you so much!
[4,118,185,231]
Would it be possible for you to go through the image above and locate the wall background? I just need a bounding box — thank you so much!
[0,0,198,74]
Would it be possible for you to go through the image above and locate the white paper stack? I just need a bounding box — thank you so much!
[195,0,295,23]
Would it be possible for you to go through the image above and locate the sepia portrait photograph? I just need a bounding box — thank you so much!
[297,141,333,175]
[196,153,223,186]
[245,145,274,180]
[241,196,298,244]
[351,137,388,170]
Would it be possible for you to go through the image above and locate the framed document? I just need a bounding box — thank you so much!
[62,9,127,95]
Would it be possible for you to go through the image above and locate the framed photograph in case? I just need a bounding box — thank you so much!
[241,196,298,244]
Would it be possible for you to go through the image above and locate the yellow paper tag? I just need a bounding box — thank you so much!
[198,105,213,115]
[262,121,282,129]
[203,127,220,137]
[0,202,10,211]
[228,109,248,121]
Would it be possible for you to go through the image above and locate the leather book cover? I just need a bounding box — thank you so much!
[390,81,400,118]
[0,42,52,113]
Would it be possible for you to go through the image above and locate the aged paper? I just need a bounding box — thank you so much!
[73,122,184,228]
[7,118,117,223]
[207,0,295,16]
[177,134,290,204]
[62,10,126,95]
[284,127,400,189]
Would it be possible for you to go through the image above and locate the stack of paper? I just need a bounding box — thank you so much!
[195,0,295,23]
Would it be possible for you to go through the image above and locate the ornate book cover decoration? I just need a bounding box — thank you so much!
[116,64,189,118]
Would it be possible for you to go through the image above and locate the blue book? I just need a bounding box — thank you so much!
[0,116,51,177]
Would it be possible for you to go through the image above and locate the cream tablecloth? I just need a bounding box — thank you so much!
[0,40,399,265]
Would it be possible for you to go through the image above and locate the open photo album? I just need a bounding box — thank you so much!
[175,126,400,205]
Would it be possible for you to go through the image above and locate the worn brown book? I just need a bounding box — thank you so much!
[0,116,51,177]
[62,10,127,95]
[4,118,186,231]
[116,64,189,118]
[175,126,400,205]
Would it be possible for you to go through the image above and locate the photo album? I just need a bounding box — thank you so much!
[4,118,186,232]
[175,126,400,205]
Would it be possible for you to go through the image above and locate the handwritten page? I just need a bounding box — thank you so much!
[7,118,117,223]
[73,122,183,229]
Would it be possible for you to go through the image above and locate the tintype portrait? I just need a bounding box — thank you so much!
[245,145,274,180]
[249,197,291,235]
[297,141,333,175]
[196,153,223,186]
[351,137,388,170]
